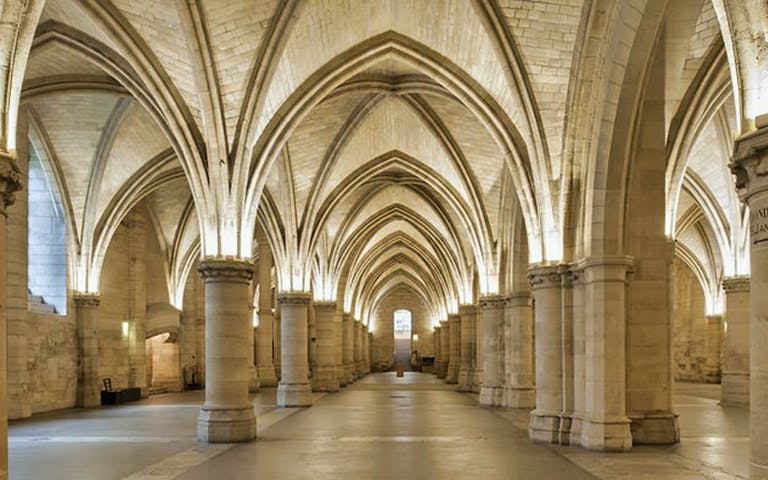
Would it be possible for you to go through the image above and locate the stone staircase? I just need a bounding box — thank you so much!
[28,291,57,314]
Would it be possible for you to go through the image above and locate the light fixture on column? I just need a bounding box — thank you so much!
[121,321,129,337]
[412,333,419,342]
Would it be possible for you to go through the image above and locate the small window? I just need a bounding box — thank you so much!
[27,143,67,314]
[394,309,412,339]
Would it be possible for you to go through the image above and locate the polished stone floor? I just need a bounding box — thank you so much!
[9,375,747,479]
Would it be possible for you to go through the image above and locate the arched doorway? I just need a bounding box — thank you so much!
[393,309,412,369]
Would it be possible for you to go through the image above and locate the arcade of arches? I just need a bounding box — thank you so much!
[0,0,767,478]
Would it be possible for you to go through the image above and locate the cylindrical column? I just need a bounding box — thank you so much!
[353,320,364,378]
[255,244,277,387]
[197,259,257,442]
[75,294,101,408]
[433,325,441,376]
[721,276,750,406]
[473,305,484,392]
[578,257,633,451]
[479,296,505,406]
[457,305,476,391]
[446,314,461,384]
[276,292,312,406]
[731,129,768,478]
[704,314,723,383]
[528,265,564,443]
[502,294,535,408]
[363,325,371,373]
[342,313,355,384]
[313,301,340,392]
[247,308,259,392]
[274,308,281,380]
[308,304,317,380]
[0,157,21,480]
[437,321,449,378]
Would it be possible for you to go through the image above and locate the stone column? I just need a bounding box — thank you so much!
[433,325,441,376]
[502,294,535,408]
[127,211,148,397]
[579,257,633,451]
[571,268,586,441]
[446,314,461,384]
[437,320,449,378]
[363,325,370,373]
[731,129,768,478]
[704,314,723,383]
[74,294,101,408]
[0,154,21,480]
[313,301,340,392]
[479,295,505,406]
[342,313,355,383]
[276,292,312,406]
[721,276,750,406]
[247,306,259,392]
[308,303,317,381]
[353,320,364,378]
[528,265,564,443]
[197,259,257,442]
[255,244,277,387]
[473,305,484,392]
[457,304,476,391]
[274,308,281,380]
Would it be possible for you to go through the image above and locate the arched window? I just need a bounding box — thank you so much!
[27,144,67,314]
[393,309,412,339]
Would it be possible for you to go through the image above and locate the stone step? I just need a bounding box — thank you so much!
[28,293,57,314]
[148,386,168,396]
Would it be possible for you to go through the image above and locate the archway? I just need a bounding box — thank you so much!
[393,309,413,369]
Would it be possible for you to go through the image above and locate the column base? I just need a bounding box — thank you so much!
[721,372,749,406]
[570,415,583,443]
[446,364,459,384]
[559,413,572,445]
[312,366,340,392]
[457,368,474,391]
[436,361,448,379]
[579,416,633,451]
[752,460,768,479]
[197,405,257,443]
[501,386,535,408]
[277,382,313,407]
[478,385,503,406]
[628,411,679,444]
[256,366,278,388]
[274,365,281,381]
[355,361,366,378]
[529,410,561,444]
[472,369,483,393]
[344,363,356,383]
[249,366,260,392]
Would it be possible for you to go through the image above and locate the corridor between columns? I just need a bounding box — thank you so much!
[9,373,747,480]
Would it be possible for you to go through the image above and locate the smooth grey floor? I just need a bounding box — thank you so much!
[8,375,748,480]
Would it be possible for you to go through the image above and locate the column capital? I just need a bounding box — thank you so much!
[458,304,476,316]
[723,275,751,293]
[479,294,506,309]
[731,125,768,201]
[199,258,255,282]
[313,301,337,311]
[448,313,461,323]
[439,319,448,326]
[505,293,531,307]
[0,150,22,215]
[576,255,634,283]
[73,293,101,308]
[277,291,312,305]
[528,264,571,290]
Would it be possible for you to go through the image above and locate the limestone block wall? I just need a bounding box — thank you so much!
[6,120,78,418]
[26,312,76,413]
[671,258,709,382]
[370,286,433,371]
